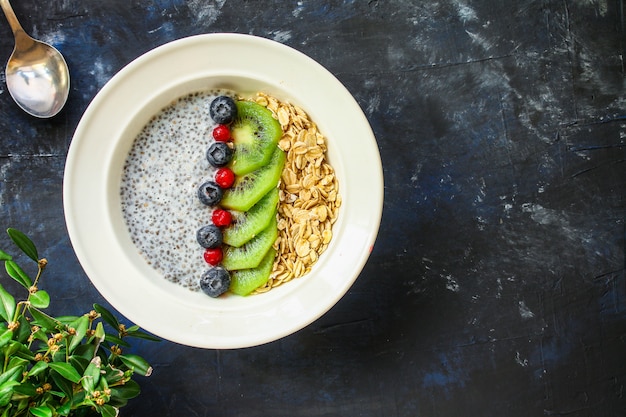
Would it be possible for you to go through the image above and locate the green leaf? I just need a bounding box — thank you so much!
[6,229,38,262]
[110,379,141,400]
[55,315,81,325]
[48,362,82,384]
[67,315,89,354]
[70,343,97,361]
[30,325,48,343]
[119,354,152,377]
[28,360,48,377]
[0,380,19,406]
[16,398,30,413]
[0,329,12,349]
[69,355,90,376]
[0,250,11,262]
[98,404,119,417]
[102,365,124,385]
[29,290,50,309]
[0,365,23,386]
[97,373,109,392]
[14,316,31,345]
[125,328,161,342]
[81,357,102,393]
[94,321,106,343]
[107,395,129,408]
[49,370,74,399]
[93,304,120,330]
[104,334,130,347]
[11,382,37,396]
[7,356,28,372]
[28,308,60,332]
[3,340,21,358]
[29,405,53,417]
[70,390,86,406]
[4,260,32,289]
[12,347,35,362]
[0,284,15,323]
[55,401,72,416]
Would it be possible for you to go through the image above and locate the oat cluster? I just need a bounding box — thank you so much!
[251,92,340,293]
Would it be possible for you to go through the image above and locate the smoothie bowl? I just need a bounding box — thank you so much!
[64,34,383,349]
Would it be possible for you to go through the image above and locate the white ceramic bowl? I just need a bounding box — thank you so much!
[64,34,383,349]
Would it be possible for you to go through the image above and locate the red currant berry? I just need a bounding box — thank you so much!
[215,167,235,188]
[212,209,232,227]
[203,247,223,266]
[212,125,231,142]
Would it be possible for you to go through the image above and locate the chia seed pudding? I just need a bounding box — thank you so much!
[120,89,233,291]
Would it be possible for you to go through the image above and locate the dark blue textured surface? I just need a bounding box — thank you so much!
[0,1,624,416]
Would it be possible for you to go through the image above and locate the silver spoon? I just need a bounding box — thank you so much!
[0,0,69,118]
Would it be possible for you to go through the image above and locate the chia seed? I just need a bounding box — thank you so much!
[120,90,234,291]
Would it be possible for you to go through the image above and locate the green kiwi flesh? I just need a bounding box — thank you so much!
[230,247,276,296]
[221,147,286,212]
[229,101,282,176]
[222,188,279,248]
[222,216,278,271]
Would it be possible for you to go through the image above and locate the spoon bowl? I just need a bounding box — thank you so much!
[1,0,69,118]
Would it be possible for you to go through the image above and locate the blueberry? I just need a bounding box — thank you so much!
[197,180,223,206]
[200,267,231,298]
[206,142,233,167]
[209,96,238,124]
[196,224,223,248]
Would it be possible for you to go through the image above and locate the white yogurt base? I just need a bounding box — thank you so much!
[120,90,233,291]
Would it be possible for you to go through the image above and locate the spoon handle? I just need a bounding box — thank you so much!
[0,0,25,36]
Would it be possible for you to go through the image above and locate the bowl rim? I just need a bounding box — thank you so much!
[63,33,383,349]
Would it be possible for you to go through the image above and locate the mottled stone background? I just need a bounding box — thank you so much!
[0,1,624,416]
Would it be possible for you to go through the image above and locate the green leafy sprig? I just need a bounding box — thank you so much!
[0,229,159,417]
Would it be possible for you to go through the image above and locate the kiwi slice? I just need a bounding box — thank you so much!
[222,216,278,271]
[230,248,276,296]
[221,147,286,212]
[223,188,279,248]
[229,101,282,176]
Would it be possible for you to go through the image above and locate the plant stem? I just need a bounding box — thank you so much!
[32,260,45,287]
